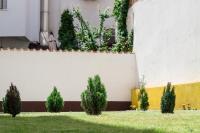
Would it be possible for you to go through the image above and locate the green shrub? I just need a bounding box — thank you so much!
[2,97,8,113]
[2,83,21,117]
[46,87,64,112]
[81,75,107,115]
[58,9,78,50]
[113,0,129,40]
[161,82,176,113]
[138,81,149,111]
[113,0,133,52]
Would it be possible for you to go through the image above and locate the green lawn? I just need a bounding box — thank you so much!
[0,111,199,133]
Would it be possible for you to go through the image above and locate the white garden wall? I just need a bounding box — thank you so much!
[134,0,200,87]
[0,50,138,102]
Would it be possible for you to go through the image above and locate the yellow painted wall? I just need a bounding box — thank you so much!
[132,82,200,110]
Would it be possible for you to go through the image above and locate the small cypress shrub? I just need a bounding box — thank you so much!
[58,9,78,50]
[2,83,21,117]
[2,97,8,113]
[81,75,107,115]
[161,82,176,113]
[46,87,64,112]
[138,81,149,111]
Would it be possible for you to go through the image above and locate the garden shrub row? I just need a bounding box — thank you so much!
[1,75,107,117]
[138,81,176,113]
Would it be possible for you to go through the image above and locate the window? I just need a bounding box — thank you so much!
[0,0,7,9]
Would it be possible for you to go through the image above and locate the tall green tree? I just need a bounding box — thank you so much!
[58,9,78,50]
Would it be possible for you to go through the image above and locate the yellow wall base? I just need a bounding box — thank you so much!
[132,82,200,110]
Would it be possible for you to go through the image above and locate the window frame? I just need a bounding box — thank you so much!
[0,0,7,10]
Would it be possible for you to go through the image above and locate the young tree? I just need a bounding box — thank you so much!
[161,82,176,113]
[2,83,21,117]
[81,75,107,115]
[138,78,149,111]
[58,9,78,50]
[46,87,64,112]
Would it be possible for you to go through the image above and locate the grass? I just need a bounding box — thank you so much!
[0,110,200,133]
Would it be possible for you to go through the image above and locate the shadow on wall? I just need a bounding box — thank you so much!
[0,115,164,133]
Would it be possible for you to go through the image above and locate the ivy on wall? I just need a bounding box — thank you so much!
[113,0,129,40]
[113,0,133,52]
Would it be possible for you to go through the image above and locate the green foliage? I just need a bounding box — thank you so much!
[113,0,133,52]
[113,0,129,40]
[81,75,107,115]
[98,9,111,46]
[138,80,149,111]
[58,9,78,50]
[73,9,97,51]
[99,29,113,51]
[2,83,21,117]
[2,97,8,113]
[73,8,113,51]
[46,87,64,112]
[112,33,133,53]
[161,82,176,113]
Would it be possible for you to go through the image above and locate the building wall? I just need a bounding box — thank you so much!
[0,0,40,42]
[0,37,29,49]
[134,0,200,87]
[0,50,138,103]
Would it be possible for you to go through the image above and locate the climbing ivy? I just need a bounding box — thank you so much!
[113,0,129,41]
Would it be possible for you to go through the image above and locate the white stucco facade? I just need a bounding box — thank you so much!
[134,0,200,87]
[0,0,40,41]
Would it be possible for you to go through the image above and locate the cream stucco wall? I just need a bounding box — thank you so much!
[0,50,138,101]
[134,0,200,87]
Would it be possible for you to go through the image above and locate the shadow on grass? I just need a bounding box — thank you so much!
[0,115,165,133]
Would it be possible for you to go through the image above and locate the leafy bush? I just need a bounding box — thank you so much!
[81,75,107,115]
[46,87,64,112]
[161,82,176,113]
[73,9,97,51]
[138,80,149,111]
[58,9,78,50]
[2,83,21,117]
[73,9,112,51]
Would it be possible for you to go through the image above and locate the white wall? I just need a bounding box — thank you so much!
[0,0,40,42]
[0,50,138,101]
[134,0,200,87]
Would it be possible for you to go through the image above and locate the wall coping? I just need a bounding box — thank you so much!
[0,48,134,55]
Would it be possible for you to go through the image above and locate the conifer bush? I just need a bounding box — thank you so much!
[161,82,176,113]
[58,9,78,50]
[2,97,8,113]
[2,83,21,117]
[81,75,107,115]
[46,87,64,112]
[138,80,149,111]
